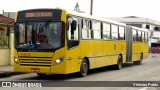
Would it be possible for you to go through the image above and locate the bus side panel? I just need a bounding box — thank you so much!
[92,40,103,68]
[132,42,148,61]
[132,42,142,61]
[66,45,81,74]
[103,40,116,66]
[142,42,149,59]
[116,41,126,63]
[80,40,95,69]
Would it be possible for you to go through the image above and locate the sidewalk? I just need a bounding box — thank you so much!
[0,65,22,77]
[149,53,160,58]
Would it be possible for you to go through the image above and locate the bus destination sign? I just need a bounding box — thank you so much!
[25,12,53,17]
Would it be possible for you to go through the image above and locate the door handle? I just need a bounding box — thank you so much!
[114,44,116,50]
[67,57,72,60]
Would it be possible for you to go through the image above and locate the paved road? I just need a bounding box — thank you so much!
[0,54,160,90]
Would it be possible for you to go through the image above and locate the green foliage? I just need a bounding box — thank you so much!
[157,39,160,43]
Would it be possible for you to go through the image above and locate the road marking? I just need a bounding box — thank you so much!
[139,87,148,90]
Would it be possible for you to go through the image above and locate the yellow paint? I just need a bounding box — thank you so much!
[132,42,148,61]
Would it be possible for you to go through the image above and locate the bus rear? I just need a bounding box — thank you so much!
[14,9,69,75]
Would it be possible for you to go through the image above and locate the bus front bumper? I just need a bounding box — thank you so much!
[14,66,51,74]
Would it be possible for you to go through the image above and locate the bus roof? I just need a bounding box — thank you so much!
[67,10,126,26]
[16,8,126,26]
[131,26,148,32]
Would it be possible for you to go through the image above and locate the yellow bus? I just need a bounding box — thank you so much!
[14,8,148,77]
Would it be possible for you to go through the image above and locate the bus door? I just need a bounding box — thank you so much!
[67,16,81,73]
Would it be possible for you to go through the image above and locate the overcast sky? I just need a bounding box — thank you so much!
[1,0,160,21]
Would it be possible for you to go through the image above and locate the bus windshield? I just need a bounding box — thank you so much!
[15,21,64,50]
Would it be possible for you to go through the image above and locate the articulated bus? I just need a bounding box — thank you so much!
[14,8,148,77]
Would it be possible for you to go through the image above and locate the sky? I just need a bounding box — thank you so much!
[1,0,160,21]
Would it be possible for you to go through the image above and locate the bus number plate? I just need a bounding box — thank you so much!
[31,68,40,72]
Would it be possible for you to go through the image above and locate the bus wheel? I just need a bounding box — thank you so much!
[37,73,47,77]
[134,54,143,65]
[116,55,122,70]
[80,59,88,77]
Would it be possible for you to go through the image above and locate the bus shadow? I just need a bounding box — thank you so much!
[88,63,135,75]
[20,63,138,81]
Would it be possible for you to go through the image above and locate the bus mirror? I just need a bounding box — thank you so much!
[71,20,77,31]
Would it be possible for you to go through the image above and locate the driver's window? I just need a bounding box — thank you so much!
[68,17,79,40]
[67,16,79,49]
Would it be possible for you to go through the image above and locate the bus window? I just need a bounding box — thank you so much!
[67,16,79,49]
[119,26,125,40]
[68,17,79,40]
[103,23,111,39]
[111,24,118,40]
[27,25,32,42]
[142,32,145,42]
[92,21,101,39]
[145,32,148,42]
[82,19,91,39]
[15,22,64,50]
[137,31,142,42]
[133,29,137,41]
[19,24,25,43]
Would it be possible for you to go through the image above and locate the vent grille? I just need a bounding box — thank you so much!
[19,57,53,67]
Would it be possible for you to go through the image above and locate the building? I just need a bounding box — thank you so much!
[2,10,16,19]
[107,16,160,47]
[0,14,14,66]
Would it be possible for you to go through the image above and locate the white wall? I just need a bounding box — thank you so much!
[0,49,10,65]
[10,32,14,65]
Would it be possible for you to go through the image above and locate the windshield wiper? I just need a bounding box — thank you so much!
[39,20,52,33]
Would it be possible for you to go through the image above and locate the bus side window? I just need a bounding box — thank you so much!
[82,19,91,39]
[133,29,137,41]
[111,24,118,40]
[118,26,125,40]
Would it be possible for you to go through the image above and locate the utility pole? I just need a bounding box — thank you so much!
[90,0,93,15]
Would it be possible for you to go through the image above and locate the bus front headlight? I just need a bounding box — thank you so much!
[53,56,64,65]
[14,57,18,64]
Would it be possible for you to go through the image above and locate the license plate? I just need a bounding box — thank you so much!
[31,68,40,72]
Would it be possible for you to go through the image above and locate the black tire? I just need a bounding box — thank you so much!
[37,73,47,77]
[116,55,122,70]
[80,59,89,77]
[134,54,143,65]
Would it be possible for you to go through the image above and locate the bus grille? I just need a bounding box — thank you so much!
[19,57,53,67]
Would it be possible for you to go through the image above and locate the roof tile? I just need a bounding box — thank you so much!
[0,14,14,25]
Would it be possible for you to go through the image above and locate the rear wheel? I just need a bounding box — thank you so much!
[134,54,143,65]
[116,55,122,70]
[80,59,88,77]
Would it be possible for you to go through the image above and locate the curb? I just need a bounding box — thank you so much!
[0,71,24,78]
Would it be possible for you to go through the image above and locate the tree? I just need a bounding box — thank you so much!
[157,39,160,43]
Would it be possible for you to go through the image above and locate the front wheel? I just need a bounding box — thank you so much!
[80,59,89,77]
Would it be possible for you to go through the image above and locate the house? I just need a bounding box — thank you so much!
[0,14,14,65]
